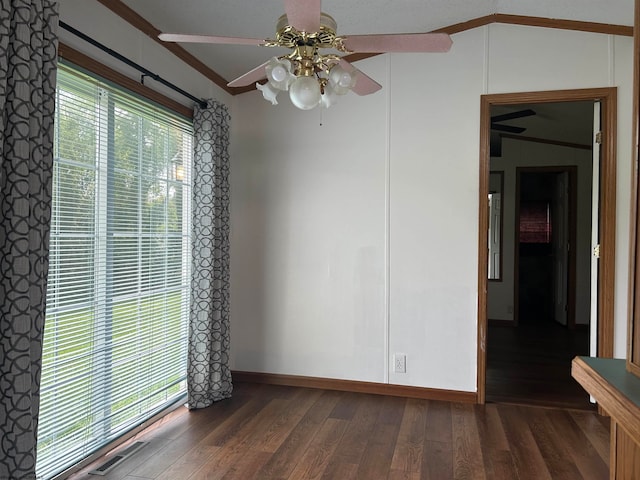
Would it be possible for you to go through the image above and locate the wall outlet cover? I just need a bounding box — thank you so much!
[394,354,406,373]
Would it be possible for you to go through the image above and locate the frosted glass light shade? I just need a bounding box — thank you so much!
[256,82,280,105]
[265,57,294,91]
[329,65,356,95]
[289,76,321,110]
[320,85,339,108]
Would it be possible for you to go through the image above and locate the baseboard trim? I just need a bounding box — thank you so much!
[232,371,477,403]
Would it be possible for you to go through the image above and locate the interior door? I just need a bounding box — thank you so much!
[552,172,569,326]
[590,101,601,355]
[488,192,501,279]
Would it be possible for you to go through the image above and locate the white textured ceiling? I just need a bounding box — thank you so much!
[120,0,634,83]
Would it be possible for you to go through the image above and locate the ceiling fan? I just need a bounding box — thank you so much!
[491,108,536,134]
[158,0,453,110]
[490,108,536,156]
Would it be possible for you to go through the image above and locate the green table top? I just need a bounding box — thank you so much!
[577,356,640,406]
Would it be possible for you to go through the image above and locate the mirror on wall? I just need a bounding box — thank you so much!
[488,171,504,281]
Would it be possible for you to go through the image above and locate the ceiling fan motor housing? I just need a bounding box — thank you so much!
[275,12,339,49]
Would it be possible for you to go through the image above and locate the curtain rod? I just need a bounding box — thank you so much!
[59,21,208,109]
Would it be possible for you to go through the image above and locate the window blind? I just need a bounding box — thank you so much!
[519,202,552,243]
[37,64,193,479]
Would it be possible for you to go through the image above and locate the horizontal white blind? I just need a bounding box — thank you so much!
[38,64,193,479]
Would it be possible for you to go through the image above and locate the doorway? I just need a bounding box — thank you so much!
[516,168,577,328]
[476,88,617,406]
[488,166,588,408]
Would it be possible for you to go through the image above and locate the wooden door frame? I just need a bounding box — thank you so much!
[513,166,578,328]
[477,88,617,404]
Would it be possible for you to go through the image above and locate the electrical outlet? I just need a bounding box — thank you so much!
[394,354,406,373]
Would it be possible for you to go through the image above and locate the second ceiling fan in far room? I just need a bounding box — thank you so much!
[490,108,537,157]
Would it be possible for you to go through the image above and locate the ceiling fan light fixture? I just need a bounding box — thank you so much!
[320,84,339,108]
[289,76,322,110]
[328,64,356,95]
[265,57,295,90]
[256,81,280,105]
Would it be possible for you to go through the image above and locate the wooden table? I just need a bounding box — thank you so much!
[572,356,640,479]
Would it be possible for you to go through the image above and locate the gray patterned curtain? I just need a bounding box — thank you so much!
[0,1,59,478]
[188,100,232,409]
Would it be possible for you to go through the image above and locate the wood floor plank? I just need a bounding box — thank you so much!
[130,437,220,478]
[320,462,359,480]
[377,395,408,425]
[421,400,453,479]
[257,389,343,479]
[144,397,243,442]
[321,393,382,473]
[185,398,294,480]
[352,395,406,479]
[390,398,428,474]
[451,403,486,480]
[288,418,349,480]
[422,440,453,480]
[545,409,609,480]
[498,404,553,480]
[252,389,328,453]
[152,396,250,447]
[198,395,275,447]
[425,400,453,443]
[356,422,401,479]
[526,407,584,479]
[569,409,611,463]
[328,391,358,420]
[154,445,221,480]
[388,470,421,480]
[474,404,518,479]
[219,450,272,480]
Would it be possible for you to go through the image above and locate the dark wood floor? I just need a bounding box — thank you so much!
[487,318,592,410]
[69,381,609,480]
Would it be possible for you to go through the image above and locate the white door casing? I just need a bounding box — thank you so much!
[590,101,601,356]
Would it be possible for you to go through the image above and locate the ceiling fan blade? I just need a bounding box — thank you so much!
[342,32,452,53]
[490,123,526,134]
[158,33,265,45]
[227,60,270,87]
[284,0,321,32]
[490,109,536,123]
[338,59,382,96]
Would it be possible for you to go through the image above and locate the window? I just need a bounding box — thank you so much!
[519,201,552,243]
[37,64,193,479]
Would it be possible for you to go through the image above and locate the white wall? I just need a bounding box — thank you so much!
[230,56,390,382]
[231,23,634,393]
[488,140,593,324]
